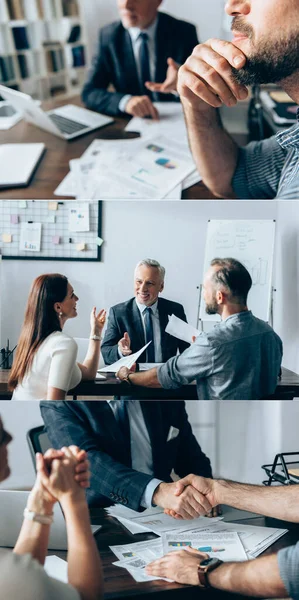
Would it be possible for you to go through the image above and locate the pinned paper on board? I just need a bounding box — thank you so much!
[18,200,27,208]
[48,201,58,211]
[19,222,42,252]
[77,242,86,251]
[2,233,12,243]
[69,203,90,232]
[10,215,19,224]
[52,236,60,245]
[96,236,103,247]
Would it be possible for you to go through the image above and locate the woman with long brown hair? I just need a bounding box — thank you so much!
[9,274,106,400]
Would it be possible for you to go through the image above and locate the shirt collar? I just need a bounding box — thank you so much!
[127,15,158,44]
[136,298,159,315]
[222,310,252,323]
[276,108,299,150]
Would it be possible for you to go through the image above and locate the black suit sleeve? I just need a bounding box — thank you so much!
[40,403,153,511]
[174,403,213,478]
[101,307,122,365]
[81,30,126,116]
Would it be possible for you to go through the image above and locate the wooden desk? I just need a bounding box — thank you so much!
[0,96,247,200]
[1,367,299,400]
[49,507,299,600]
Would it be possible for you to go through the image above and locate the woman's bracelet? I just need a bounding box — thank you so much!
[90,335,102,341]
[23,507,54,525]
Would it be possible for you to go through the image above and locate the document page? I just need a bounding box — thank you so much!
[98,341,151,373]
[44,556,68,583]
[162,530,248,562]
[165,314,200,344]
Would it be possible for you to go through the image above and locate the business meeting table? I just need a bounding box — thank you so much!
[0,95,248,200]
[0,366,299,400]
[48,506,299,600]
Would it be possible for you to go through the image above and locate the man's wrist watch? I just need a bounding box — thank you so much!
[123,373,132,386]
[198,557,223,588]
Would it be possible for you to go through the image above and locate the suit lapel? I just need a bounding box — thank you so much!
[101,401,131,466]
[140,402,167,478]
[154,14,170,84]
[131,300,146,350]
[158,299,169,362]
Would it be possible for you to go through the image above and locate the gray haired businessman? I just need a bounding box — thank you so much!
[117,258,283,400]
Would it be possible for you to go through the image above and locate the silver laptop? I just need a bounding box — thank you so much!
[0,85,113,140]
[0,490,101,550]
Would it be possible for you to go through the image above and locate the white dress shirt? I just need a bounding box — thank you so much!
[119,17,158,112]
[108,400,162,508]
[118,298,163,363]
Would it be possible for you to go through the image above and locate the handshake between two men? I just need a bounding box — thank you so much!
[152,477,219,520]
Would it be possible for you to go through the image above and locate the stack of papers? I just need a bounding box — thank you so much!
[107,504,287,582]
[106,504,222,536]
[54,103,201,200]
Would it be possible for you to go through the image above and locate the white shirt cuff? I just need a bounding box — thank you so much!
[119,94,132,113]
[140,478,163,509]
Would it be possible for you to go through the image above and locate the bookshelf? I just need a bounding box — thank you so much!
[0,0,87,100]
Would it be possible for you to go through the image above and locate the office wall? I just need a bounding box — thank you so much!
[0,201,277,350]
[273,202,299,375]
[82,0,227,61]
[0,400,291,490]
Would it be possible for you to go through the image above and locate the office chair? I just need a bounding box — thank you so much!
[26,425,51,470]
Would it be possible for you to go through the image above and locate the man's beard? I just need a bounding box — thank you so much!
[231,17,299,85]
[205,299,219,315]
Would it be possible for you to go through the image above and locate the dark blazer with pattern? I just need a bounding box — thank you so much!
[40,400,212,510]
[101,296,189,366]
[82,12,199,115]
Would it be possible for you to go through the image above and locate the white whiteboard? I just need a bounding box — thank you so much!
[199,220,276,323]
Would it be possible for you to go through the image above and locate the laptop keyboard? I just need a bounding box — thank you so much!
[49,113,87,135]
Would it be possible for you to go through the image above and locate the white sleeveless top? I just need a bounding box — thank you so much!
[0,552,80,600]
[12,331,82,401]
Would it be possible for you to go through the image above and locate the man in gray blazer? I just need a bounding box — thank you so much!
[101,258,189,366]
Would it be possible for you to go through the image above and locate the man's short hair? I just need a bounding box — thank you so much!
[210,258,252,304]
[135,259,166,281]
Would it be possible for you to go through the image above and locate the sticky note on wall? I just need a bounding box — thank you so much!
[77,242,86,251]
[52,236,60,245]
[11,215,19,224]
[2,234,12,243]
[48,201,58,211]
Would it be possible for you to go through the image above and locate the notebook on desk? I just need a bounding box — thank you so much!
[0,143,45,188]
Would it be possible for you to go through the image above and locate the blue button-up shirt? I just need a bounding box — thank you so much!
[157,311,283,400]
[233,109,299,199]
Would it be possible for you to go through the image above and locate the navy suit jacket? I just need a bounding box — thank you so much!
[82,12,199,115]
[101,296,189,365]
[40,401,212,511]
